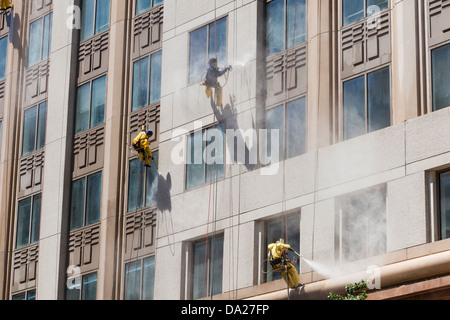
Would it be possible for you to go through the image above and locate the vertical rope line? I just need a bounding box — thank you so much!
[125,3,145,300]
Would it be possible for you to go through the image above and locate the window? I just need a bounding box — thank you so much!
[28,13,52,67]
[136,0,163,15]
[132,51,162,111]
[128,151,159,212]
[342,0,388,26]
[0,36,8,80]
[439,171,450,240]
[70,172,102,231]
[265,97,307,162]
[16,194,41,249]
[264,213,300,283]
[124,256,156,300]
[343,66,390,140]
[189,17,227,84]
[75,75,107,135]
[186,124,225,190]
[192,234,224,300]
[266,0,307,56]
[336,185,387,262]
[12,289,36,301]
[80,0,111,42]
[66,272,97,300]
[22,102,47,157]
[432,43,450,112]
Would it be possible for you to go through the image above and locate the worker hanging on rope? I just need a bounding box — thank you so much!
[203,58,232,107]
[268,239,302,289]
[132,129,153,168]
[0,0,11,11]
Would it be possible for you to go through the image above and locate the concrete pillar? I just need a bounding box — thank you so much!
[391,0,423,123]
[0,1,28,300]
[38,0,79,300]
[96,0,131,300]
[307,0,337,150]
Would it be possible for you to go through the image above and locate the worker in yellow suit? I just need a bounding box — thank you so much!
[0,0,11,11]
[132,130,153,167]
[268,239,302,289]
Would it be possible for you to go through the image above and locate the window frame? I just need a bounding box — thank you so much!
[15,193,42,249]
[342,65,391,141]
[188,16,228,84]
[27,12,53,67]
[265,95,308,162]
[431,41,450,112]
[190,233,224,300]
[265,0,308,57]
[66,271,98,300]
[131,50,162,112]
[437,169,450,241]
[0,35,8,80]
[341,0,389,27]
[185,123,226,191]
[123,255,156,300]
[74,75,107,135]
[80,0,111,42]
[261,212,300,285]
[335,184,387,262]
[21,101,47,157]
[11,289,36,301]
[135,0,163,16]
[69,171,103,231]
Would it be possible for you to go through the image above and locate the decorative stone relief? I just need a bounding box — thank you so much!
[78,32,110,84]
[429,0,450,46]
[341,11,391,79]
[12,244,39,293]
[24,61,49,107]
[133,5,163,59]
[29,0,52,21]
[73,126,105,179]
[18,150,44,199]
[124,208,157,261]
[68,224,100,274]
[265,44,307,107]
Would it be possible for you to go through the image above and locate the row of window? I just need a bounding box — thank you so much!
[13,166,450,299]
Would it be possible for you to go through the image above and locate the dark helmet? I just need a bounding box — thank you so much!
[209,57,217,65]
[146,130,153,137]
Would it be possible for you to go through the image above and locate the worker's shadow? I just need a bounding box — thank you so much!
[156,172,172,213]
[210,96,256,171]
[156,172,177,256]
[7,11,21,51]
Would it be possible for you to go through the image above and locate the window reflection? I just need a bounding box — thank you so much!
[189,18,227,84]
[432,43,450,111]
[343,67,390,140]
[266,0,307,57]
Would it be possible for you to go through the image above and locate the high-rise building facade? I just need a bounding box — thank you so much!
[1,0,450,300]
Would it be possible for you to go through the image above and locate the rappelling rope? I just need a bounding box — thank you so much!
[203,0,228,299]
[125,5,148,299]
[281,0,299,299]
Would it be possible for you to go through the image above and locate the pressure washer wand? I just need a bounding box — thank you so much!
[289,248,302,259]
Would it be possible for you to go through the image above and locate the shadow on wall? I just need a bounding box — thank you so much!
[210,95,257,172]
[156,172,172,213]
[156,172,177,255]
